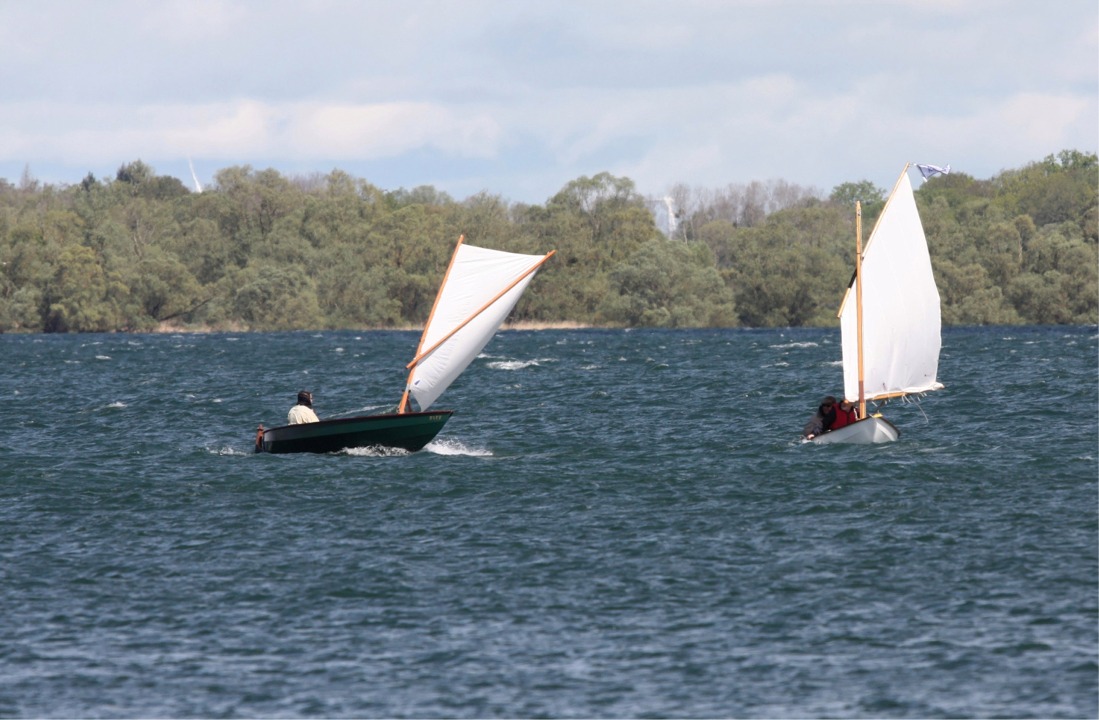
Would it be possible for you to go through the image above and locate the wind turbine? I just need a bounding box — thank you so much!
[662,196,678,238]
[188,158,203,193]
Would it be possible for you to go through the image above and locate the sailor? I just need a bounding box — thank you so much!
[288,390,319,424]
[802,396,837,440]
[831,399,859,430]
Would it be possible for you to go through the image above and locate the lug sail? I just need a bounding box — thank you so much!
[839,168,943,402]
[404,240,554,412]
[259,236,551,454]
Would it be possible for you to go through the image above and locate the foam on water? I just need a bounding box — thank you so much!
[424,437,493,457]
[342,444,412,457]
[487,359,540,371]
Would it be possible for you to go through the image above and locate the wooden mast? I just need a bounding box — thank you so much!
[855,200,866,420]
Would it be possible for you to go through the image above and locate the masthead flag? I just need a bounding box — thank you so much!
[917,163,950,180]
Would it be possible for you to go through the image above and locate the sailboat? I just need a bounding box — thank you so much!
[810,163,943,445]
[255,235,555,454]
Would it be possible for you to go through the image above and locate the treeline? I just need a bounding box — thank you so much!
[0,150,1094,332]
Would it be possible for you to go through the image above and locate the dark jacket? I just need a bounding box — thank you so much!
[803,404,837,437]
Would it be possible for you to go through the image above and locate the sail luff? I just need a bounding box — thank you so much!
[837,164,912,319]
[861,163,914,257]
[398,234,468,413]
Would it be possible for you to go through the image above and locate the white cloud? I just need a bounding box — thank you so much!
[0,0,1094,201]
[286,103,502,158]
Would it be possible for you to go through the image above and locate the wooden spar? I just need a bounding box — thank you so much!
[405,249,556,370]
[855,201,866,420]
[398,234,468,414]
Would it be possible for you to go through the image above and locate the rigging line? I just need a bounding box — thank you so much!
[916,399,929,424]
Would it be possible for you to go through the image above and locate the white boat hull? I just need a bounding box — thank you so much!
[810,416,899,445]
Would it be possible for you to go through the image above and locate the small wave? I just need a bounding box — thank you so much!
[487,359,540,371]
[425,438,492,457]
[95,355,111,360]
[771,341,819,349]
[107,401,127,408]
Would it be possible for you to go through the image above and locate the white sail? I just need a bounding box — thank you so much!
[839,168,943,402]
[406,242,552,411]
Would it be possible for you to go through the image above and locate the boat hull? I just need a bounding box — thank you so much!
[810,416,899,445]
[259,411,453,454]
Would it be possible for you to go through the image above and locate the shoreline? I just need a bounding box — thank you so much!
[147,320,597,334]
[6,320,1088,335]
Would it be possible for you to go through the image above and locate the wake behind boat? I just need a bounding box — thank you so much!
[809,163,944,445]
[256,236,554,454]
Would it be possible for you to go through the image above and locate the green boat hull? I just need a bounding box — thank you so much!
[258,411,453,454]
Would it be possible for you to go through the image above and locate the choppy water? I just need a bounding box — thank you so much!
[2,326,1096,718]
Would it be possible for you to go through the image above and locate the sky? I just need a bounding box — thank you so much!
[1,0,1096,205]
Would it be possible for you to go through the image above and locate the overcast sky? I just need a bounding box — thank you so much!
[2,0,1095,204]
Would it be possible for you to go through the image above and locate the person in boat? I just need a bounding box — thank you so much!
[287,390,319,424]
[802,396,837,440]
[831,398,859,430]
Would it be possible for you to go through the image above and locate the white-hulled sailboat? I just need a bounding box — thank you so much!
[257,235,554,454]
[811,163,944,445]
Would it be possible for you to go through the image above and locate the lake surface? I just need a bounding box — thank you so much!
[1,326,1096,718]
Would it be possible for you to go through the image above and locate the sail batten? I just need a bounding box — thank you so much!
[406,243,552,411]
[840,168,942,404]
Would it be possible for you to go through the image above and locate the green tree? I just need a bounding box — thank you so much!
[120,249,205,328]
[0,151,1094,332]
[935,260,1020,324]
[601,240,736,327]
[829,180,883,207]
[228,263,324,331]
[44,245,125,332]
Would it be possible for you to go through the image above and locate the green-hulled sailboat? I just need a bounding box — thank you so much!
[255,235,554,454]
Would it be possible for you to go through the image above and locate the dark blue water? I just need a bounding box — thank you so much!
[2,327,1096,718]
